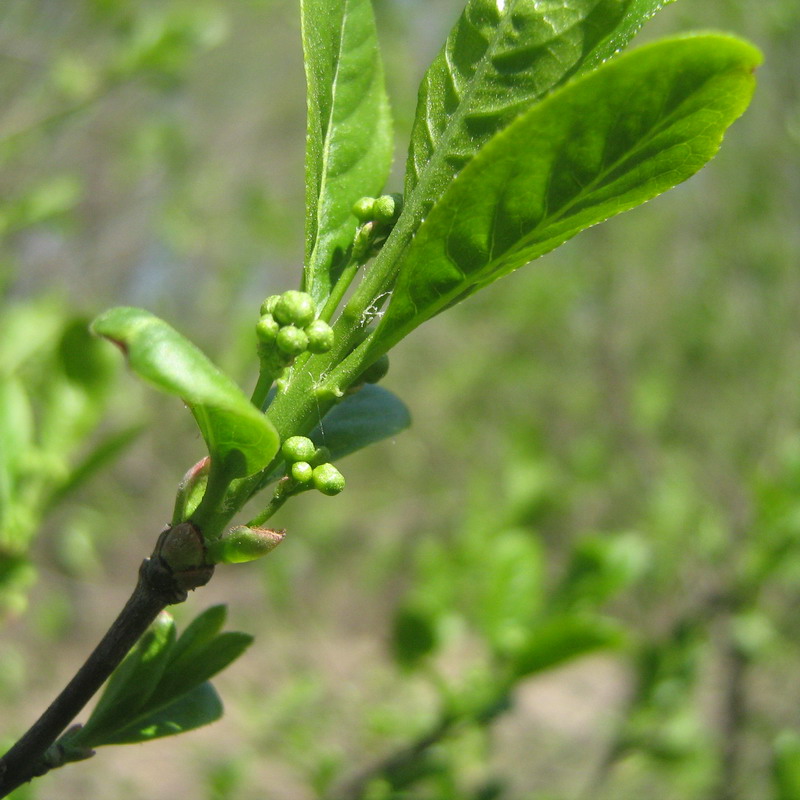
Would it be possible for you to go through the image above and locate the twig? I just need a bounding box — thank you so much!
[0,524,212,797]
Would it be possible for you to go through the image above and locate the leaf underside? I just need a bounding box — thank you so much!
[302,0,394,304]
[369,34,760,355]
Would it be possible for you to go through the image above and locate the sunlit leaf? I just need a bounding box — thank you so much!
[302,0,393,304]
[369,34,760,355]
[405,0,672,221]
[91,307,280,479]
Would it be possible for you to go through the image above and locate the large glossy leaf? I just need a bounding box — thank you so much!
[302,0,393,305]
[404,0,671,220]
[91,307,279,479]
[370,34,760,355]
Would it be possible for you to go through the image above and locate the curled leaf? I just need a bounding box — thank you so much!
[91,307,279,479]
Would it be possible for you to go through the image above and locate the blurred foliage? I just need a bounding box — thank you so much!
[1,0,799,799]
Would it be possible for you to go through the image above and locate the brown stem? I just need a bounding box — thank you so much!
[712,628,749,800]
[0,523,212,798]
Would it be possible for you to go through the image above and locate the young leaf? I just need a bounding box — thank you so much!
[404,0,672,221]
[370,34,760,355]
[510,615,624,679]
[78,612,176,744]
[91,307,280,479]
[302,0,393,305]
[88,682,223,745]
[146,630,253,710]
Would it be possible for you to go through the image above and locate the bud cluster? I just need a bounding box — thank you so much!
[281,435,346,496]
[350,193,404,262]
[256,290,334,368]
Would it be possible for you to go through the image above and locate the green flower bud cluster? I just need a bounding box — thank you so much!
[281,435,345,496]
[350,193,404,262]
[352,193,403,225]
[256,290,334,367]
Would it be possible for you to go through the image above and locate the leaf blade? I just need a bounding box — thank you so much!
[373,34,760,353]
[90,682,224,745]
[91,307,280,479]
[404,0,672,221]
[302,0,394,304]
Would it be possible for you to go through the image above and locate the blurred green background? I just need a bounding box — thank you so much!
[1,0,799,798]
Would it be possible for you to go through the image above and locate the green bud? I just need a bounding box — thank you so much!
[281,435,316,462]
[276,325,308,356]
[259,294,280,316]
[206,525,285,564]
[273,290,316,327]
[305,319,335,354]
[172,456,210,524]
[312,463,345,496]
[352,196,376,221]
[291,461,313,484]
[310,445,331,467]
[352,221,375,262]
[373,194,402,224]
[255,313,280,343]
[358,353,390,384]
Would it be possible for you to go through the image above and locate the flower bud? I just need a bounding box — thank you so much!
[310,445,331,466]
[260,294,280,316]
[312,463,345,496]
[352,196,376,221]
[255,313,280,343]
[276,325,308,356]
[273,290,316,327]
[206,525,285,564]
[352,221,375,262]
[373,193,402,224]
[290,461,313,484]
[305,319,335,354]
[281,435,316,462]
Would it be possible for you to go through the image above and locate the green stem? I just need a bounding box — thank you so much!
[246,485,292,527]
[250,368,276,412]
[319,259,363,324]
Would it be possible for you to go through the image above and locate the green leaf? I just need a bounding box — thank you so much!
[510,615,624,679]
[391,605,439,669]
[309,383,411,460]
[91,682,223,745]
[773,731,800,800]
[473,529,544,655]
[44,424,143,513]
[91,307,280,479]
[405,0,671,221]
[552,532,650,611]
[57,317,117,395]
[79,612,176,744]
[371,34,760,355]
[74,607,251,748]
[145,630,253,711]
[302,0,393,305]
